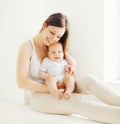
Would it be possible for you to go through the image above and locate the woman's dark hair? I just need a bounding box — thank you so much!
[42,13,70,54]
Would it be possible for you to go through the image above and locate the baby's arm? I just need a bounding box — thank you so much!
[39,70,49,80]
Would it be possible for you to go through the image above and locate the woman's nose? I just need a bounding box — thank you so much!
[50,36,57,43]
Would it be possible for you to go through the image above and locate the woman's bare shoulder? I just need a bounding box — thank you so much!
[18,41,33,58]
[19,41,31,50]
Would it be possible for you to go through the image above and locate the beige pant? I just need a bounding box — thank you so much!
[29,74,120,124]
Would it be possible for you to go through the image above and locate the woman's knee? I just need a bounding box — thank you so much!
[75,74,97,93]
[76,74,97,85]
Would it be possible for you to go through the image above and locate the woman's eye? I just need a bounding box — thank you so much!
[57,36,61,39]
[50,31,55,35]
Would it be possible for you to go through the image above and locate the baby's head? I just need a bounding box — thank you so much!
[48,42,64,62]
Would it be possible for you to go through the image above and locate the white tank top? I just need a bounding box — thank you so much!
[29,39,44,83]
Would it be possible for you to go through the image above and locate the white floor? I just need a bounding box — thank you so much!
[0,99,103,124]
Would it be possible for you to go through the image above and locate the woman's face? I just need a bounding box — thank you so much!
[42,25,65,46]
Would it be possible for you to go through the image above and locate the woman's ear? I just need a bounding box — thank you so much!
[42,23,47,29]
[40,23,47,32]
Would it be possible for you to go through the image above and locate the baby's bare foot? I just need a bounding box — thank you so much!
[55,89,64,99]
[64,91,72,99]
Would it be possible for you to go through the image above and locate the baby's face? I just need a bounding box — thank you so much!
[48,42,64,62]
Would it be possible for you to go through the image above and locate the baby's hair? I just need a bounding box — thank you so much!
[48,42,63,51]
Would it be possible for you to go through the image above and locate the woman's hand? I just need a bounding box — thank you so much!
[65,65,76,76]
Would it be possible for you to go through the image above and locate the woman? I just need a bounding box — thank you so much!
[16,13,120,123]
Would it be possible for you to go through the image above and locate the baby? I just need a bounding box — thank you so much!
[39,42,75,99]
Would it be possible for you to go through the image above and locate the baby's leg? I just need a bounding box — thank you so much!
[45,76,64,99]
[63,75,75,99]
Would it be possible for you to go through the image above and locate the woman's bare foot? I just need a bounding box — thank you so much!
[64,91,72,99]
[55,89,64,99]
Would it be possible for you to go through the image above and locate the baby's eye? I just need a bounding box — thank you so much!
[52,51,55,54]
[58,51,62,53]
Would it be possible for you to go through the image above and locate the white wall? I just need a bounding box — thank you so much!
[0,0,24,102]
[0,0,104,102]
[103,0,119,81]
[118,0,120,79]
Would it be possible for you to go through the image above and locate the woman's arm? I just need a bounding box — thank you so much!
[65,52,76,66]
[16,42,48,93]
[64,52,76,75]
